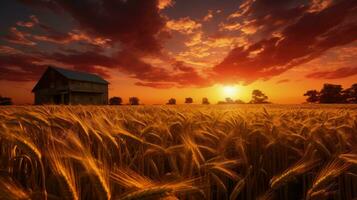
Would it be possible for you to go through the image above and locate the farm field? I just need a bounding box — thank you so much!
[0,105,357,200]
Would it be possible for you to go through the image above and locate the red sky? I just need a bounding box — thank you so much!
[0,0,356,104]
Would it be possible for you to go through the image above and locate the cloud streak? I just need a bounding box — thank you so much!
[306,67,357,79]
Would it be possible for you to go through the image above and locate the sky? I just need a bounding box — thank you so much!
[0,0,356,105]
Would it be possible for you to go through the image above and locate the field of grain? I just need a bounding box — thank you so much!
[0,105,357,200]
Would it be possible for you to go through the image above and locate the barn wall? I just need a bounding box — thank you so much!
[34,90,70,105]
[69,80,108,105]
[69,80,107,93]
[34,91,53,105]
[70,92,106,105]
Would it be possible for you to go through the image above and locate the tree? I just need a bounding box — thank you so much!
[235,99,245,104]
[167,98,176,105]
[185,97,193,104]
[319,84,343,103]
[303,90,319,103]
[250,90,269,104]
[109,97,122,105]
[129,97,140,105]
[0,96,13,105]
[217,101,226,104]
[342,83,357,103]
[202,97,210,104]
[225,97,234,104]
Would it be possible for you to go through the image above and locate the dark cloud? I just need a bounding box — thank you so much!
[17,0,61,12]
[18,0,168,54]
[222,0,309,35]
[6,0,194,88]
[214,0,357,83]
[0,53,47,81]
[306,67,357,79]
[16,15,39,28]
[48,50,210,88]
[2,27,36,46]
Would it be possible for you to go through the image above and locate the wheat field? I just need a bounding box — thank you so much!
[0,105,357,200]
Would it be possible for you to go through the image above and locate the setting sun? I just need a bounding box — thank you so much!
[222,85,239,98]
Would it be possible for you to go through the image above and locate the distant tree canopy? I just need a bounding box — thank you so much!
[167,98,176,105]
[109,97,122,105]
[217,98,245,104]
[129,97,140,105]
[225,97,234,104]
[304,90,319,103]
[250,90,269,104]
[202,97,210,104]
[235,99,245,104]
[185,97,193,104]
[304,83,357,104]
[0,96,12,105]
[343,83,357,103]
[320,84,343,103]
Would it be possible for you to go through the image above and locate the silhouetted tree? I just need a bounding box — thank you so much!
[319,84,343,103]
[0,96,13,105]
[225,97,234,104]
[250,90,269,104]
[109,97,122,105]
[303,90,319,103]
[185,97,193,104]
[167,98,176,105]
[235,99,245,104]
[129,97,140,105]
[342,83,357,103]
[202,97,210,104]
[217,98,245,104]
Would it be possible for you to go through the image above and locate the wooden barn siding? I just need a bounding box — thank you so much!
[34,69,108,105]
[69,80,108,105]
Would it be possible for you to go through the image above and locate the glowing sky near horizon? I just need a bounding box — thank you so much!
[0,0,356,104]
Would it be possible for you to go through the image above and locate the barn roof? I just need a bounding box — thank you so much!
[51,66,109,84]
[32,66,108,92]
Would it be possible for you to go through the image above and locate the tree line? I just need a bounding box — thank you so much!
[109,97,140,105]
[0,95,13,105]
[304,83,357,104]
[109,89,271,105]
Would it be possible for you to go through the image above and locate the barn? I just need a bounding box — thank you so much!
[32,66,109,105]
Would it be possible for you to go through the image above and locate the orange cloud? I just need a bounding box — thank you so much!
[166,17,202,34]
[203,10,214,22]
[32,29,111,46]
[158,0,175,10]
[309,0,334,12]
[306,67,357,79]
[16,15,39,28]
[3,27,36,46]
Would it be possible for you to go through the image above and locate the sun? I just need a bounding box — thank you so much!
[222,85,239,97]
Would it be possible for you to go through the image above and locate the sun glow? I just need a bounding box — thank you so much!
[222,85,239,98]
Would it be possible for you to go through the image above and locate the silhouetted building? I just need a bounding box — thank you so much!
[32,66,108,105]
